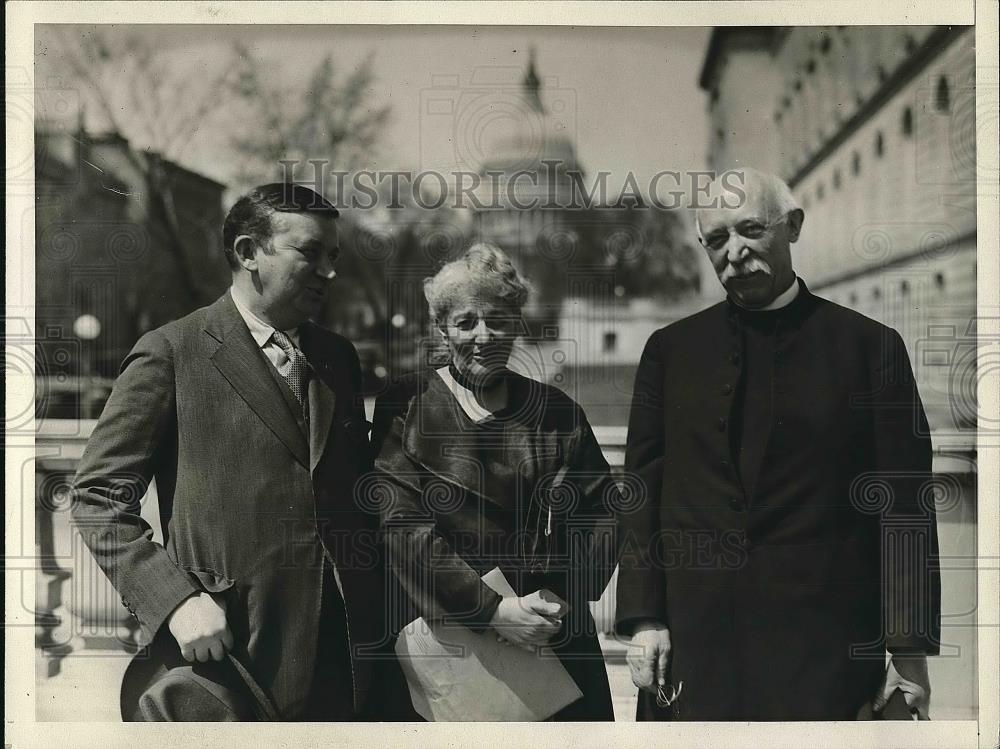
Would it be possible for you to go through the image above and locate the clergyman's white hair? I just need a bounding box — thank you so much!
[695,168,802,240]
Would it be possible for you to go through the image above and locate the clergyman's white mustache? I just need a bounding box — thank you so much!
[723,256,771,282]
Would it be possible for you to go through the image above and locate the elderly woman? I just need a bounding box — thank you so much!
[372,243,619,721]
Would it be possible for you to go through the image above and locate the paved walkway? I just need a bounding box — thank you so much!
[35,635,638,722]
[37,630,977,722]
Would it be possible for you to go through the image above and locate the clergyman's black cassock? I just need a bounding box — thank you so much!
[615,279,941,720]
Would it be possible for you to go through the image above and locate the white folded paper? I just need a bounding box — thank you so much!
[394,568,584,721]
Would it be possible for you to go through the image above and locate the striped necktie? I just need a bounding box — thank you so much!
[271,330,309,416]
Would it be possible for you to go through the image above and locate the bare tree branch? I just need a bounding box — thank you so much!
[228,45,391,185]
[53,27,240,304]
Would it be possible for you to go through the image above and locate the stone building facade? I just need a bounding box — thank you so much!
[35,124,229,387]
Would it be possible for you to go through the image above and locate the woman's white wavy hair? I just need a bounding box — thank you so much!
[423,242,532,326]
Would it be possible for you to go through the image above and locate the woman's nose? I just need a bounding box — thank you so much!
[473,319,492,341]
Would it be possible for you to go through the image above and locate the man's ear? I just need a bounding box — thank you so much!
[232,235,259,271]
[786,209,805,243]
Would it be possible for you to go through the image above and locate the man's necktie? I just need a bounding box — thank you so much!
[271,330,309,416]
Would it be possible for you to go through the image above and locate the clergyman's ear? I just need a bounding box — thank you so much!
[232,234,259,271]
[786,208,805,243]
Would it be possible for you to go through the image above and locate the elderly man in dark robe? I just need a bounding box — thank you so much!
[615,168,940,721]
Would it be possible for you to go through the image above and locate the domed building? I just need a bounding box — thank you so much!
[464,51,703,428]
[472,49,586,298]
[477,49,581,187]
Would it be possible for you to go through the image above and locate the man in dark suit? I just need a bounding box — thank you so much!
[71,183,391,721]
[615,168,941,720]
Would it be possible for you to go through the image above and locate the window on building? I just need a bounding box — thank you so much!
[716,128,725,143]
[934,272,946,289]
[852,151,861,175]
[821,36,832,54]
[901,280,910,296]
[872,286,882,300]
[833,169,842,190]
[794,79,802,92]
[806,59,816,74]
[936,76,951,113]
[902,106,914,136]
[603,332,617,353]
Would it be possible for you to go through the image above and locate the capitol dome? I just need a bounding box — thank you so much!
[478,50,581,176]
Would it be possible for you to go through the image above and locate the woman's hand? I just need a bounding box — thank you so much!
[490,589,568,651]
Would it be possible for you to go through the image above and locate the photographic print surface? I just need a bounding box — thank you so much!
[20,14,984,732]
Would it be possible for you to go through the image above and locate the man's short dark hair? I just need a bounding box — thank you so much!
[222,183,340,270]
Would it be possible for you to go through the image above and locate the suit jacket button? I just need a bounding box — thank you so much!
[729,498,745,511]
[717,417,727,432]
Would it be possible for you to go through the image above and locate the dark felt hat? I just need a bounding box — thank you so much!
[120,629,279,722]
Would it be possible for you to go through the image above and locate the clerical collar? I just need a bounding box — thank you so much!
[731,277,800,313]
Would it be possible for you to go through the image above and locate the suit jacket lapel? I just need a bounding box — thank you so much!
[300,324,338,474]
[205,294,310,468]
[307,376,337,473]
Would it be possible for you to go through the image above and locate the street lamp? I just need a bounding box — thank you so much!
[72,314,101,342]
[72,314,102,417]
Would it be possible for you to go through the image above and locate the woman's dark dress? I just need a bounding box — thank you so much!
[372,369,618,721]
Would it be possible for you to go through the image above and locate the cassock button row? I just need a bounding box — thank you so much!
[717,417,727,432]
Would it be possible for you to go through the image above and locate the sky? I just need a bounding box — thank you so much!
[35,24,711,194]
